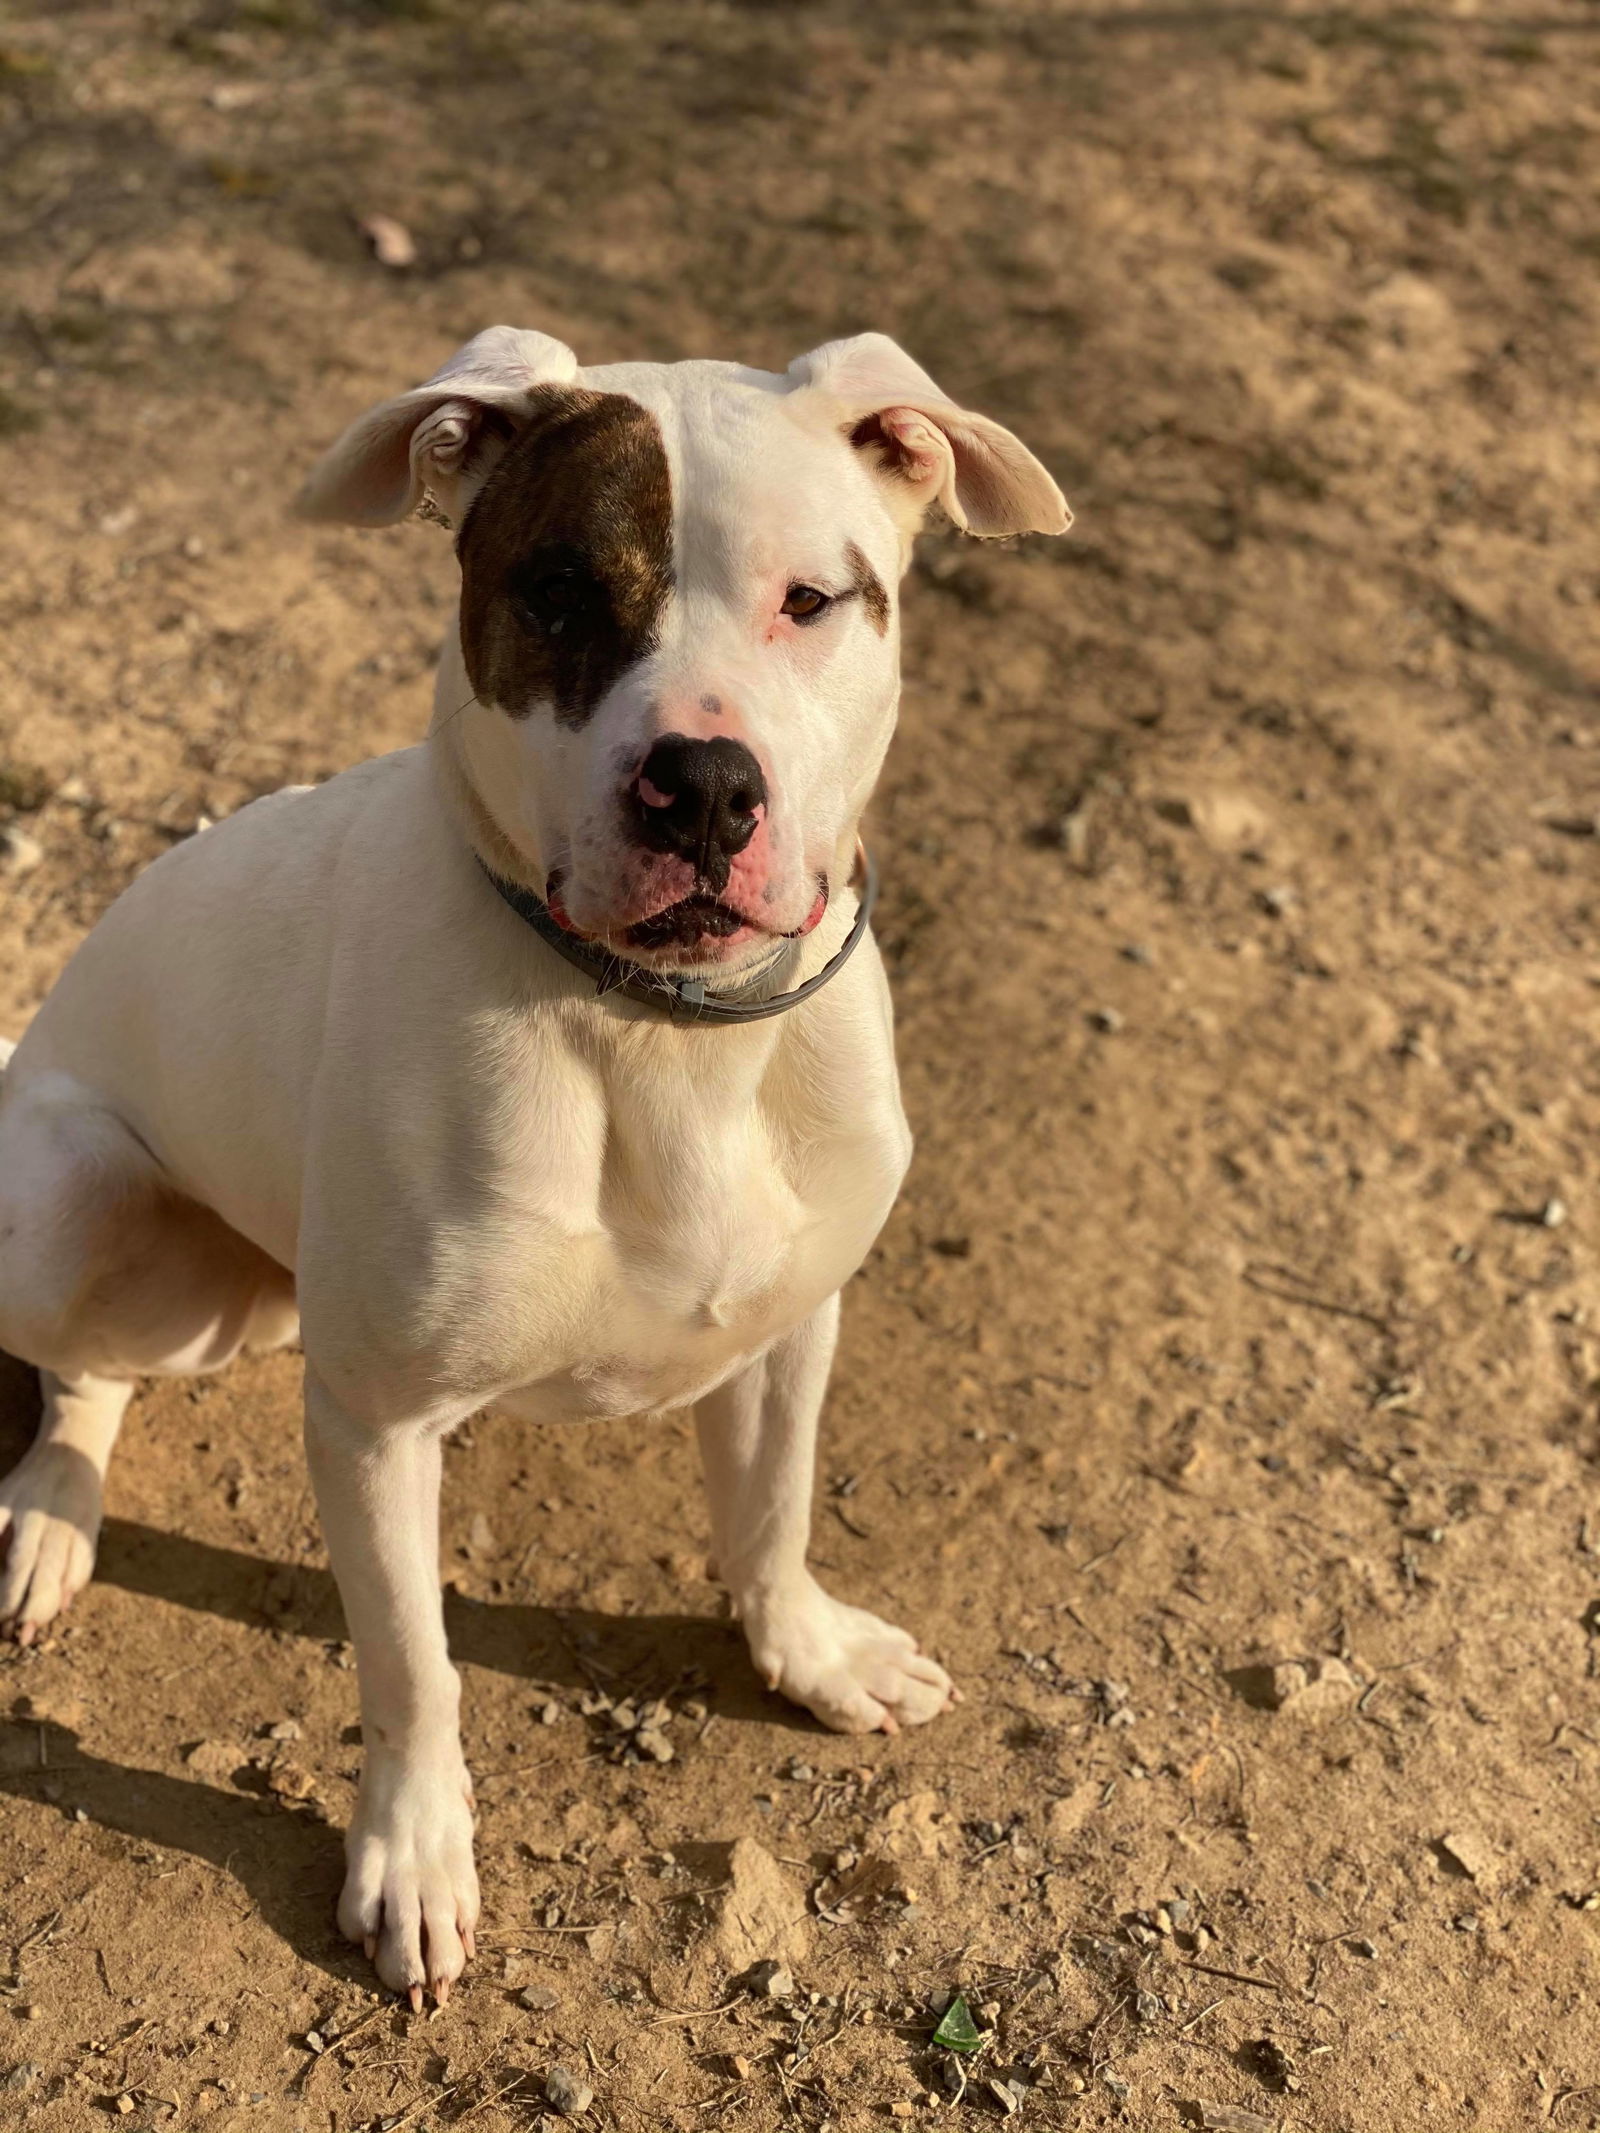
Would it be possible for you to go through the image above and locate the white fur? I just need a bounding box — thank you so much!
[0,331,1066,2004]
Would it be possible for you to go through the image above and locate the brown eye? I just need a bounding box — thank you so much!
[781,584,831,622]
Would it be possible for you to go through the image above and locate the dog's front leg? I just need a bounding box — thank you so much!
[695,1296,953,1735]
[304,1372,478,2007]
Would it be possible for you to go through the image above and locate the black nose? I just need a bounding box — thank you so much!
[633,734,767,893]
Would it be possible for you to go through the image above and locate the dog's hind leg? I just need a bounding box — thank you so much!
[0,1060,296,1641]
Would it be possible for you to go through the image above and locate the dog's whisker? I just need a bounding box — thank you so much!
[430,690,482,735]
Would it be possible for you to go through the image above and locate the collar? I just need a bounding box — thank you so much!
[478,843,879,1024]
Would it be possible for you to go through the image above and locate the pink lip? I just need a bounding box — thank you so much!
[548,871,827,959]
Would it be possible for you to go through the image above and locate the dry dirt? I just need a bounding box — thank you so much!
[2,3,1600,2129]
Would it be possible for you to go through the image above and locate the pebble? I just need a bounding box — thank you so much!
[889,2104,914,2121]
[267,1761,318,1803]
[746,1960,794,1999]
[544,2064,594,2118]
[2,2064,40,2092]
[633,1727,674,1764]
[0,826,43,876]
[1088,1005,1124,1033]
[467,1513,496,1556]
[359,212,417,269]
[266,1719,302,1743]
[1542,1197,1567,1228]
[518,1984,559,2012]
[1346,1937,1379,1959]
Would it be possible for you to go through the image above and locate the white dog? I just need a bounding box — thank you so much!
[0,327,1068,2003]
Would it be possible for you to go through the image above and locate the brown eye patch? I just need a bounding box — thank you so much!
[456,386,673,728]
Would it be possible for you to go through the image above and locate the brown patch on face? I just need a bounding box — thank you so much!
[845,539,890,636]
[457,386,673,726]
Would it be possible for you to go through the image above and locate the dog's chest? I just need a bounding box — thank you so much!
[490,1094,845,1423]
[498,1175,815,1423]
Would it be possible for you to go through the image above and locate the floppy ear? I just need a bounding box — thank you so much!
[296,325,581,527]
[787,331,1070,540]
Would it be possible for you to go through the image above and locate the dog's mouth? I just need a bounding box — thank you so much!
[624,894,750,951]
[545,873,829,963]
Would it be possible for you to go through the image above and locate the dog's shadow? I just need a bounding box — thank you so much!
[0,1356,802,1984]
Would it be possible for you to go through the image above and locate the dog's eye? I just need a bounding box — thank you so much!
[509,560,593,635]
[781,584,831,623]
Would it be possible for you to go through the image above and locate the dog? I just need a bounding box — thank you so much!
[0,327,1068,2004]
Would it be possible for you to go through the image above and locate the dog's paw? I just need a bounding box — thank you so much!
[0,1443,103,1644]
[745,1580,955,1734]
[339,1748,479,2007]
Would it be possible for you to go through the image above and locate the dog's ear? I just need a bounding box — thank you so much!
[787,331,1070,540]
[296,326,581,526]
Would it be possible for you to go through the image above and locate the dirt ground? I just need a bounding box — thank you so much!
[2,2,1599,2128]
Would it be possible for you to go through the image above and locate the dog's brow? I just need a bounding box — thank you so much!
[844,541,890,636]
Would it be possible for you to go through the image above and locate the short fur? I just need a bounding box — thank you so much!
[0,327,1067,2006]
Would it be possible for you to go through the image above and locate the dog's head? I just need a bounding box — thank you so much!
[300,327,1069,973]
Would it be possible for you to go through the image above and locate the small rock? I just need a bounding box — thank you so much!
[729,2054,752,2081]
[1436,1829,1496,1886]
[889,2104,914,2121]
[518,1984,559,2012]
[466,1513,496,1557]
[266,1719,301,1743]
[207,82,269,111]
[544,2064,594,2118]
[1542,1197,1568,1228]
[536,1699,561,1725]
[184,1739,242,1780]
[746,1959,794,1999]
[116,2097,136,2117]
[359,213,417,269]
[267,1761,318,1802]
[634,1727,674,1764]
[1244,1655,1360,1716]
[303,2030,324,2053]
[707,1838,809,1980]
[1194,2107,1275,2133]
[1452,1913,1479,1933]
[1345,1936,1379,1959]
[985,2078,1020,2115]
[2,2064,40,2093]
[1088,1006,1123,1034]
[0,827,43,876]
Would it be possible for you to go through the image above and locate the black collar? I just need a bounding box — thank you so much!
[479,844,878,1024]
